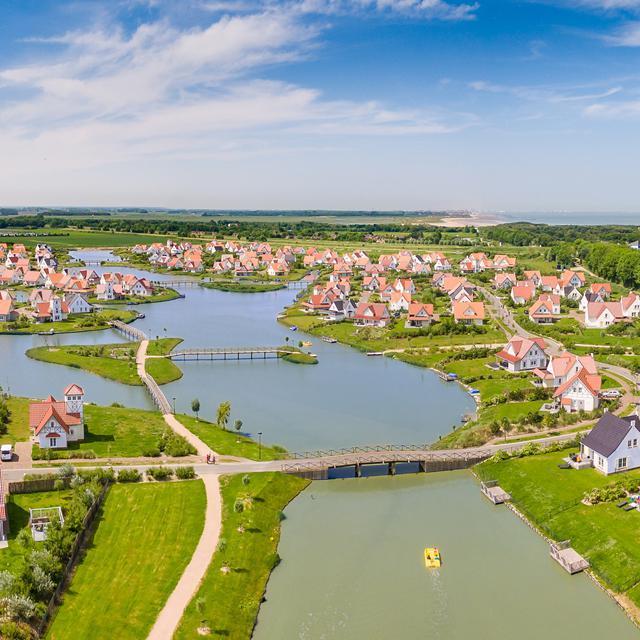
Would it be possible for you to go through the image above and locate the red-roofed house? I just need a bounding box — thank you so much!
[354,303,391,327]
[29,385,85,449]
[554,369,601,412]
[405,303,436,328]
[0,299,17,323]
[496,336,549,372]
[510,284,535,305]
[584,302,624,329]
[528,294,560,324]
[452,301,485,325]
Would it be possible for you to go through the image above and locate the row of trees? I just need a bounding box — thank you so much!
[0,468,108,639]
[483,222,640,247]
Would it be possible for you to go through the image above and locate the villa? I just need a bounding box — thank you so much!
[528,294,560,324]
[354,302,391,328]
[580,413,640,475]
[452,301,485,325]
[496,336,549,372]
[405,302,436,328]
[29,385,86,449]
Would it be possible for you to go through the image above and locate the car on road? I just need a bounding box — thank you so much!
[0,444,13,462]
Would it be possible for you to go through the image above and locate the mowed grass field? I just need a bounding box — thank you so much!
[46,481,206,640]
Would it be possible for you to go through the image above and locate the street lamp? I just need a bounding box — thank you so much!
[258,432,263,460]
[172,397,176,414]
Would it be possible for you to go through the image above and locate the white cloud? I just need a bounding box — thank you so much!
[0,7,470,188]
[605,20,640,45]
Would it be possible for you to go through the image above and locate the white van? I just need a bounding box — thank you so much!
[0,444,13,462]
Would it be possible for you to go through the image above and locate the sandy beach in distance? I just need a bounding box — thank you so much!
[431,212,506,227]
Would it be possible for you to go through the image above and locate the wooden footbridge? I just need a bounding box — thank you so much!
[109,320,148,342]
[170,346,292,361]
[281,444,494,479]
[149,278,202,288]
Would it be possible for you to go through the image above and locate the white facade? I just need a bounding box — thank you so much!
[582,424,640,475]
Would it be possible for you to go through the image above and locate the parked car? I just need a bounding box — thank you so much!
[601,390,621,399]
[0,444,13,462]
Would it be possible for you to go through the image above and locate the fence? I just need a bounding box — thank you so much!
[8,478,56,494]
[37,483,110,636]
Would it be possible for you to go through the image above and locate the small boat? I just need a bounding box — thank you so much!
[38,328,55,335]
[138,313,146,319]
[321,336,337,344]
[440,372,457,382]
[290,325,298,331]
[424,547,441,569]
[366,351,384,356]
[302,341,312,347]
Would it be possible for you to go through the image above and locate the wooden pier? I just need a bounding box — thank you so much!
[281,445,493,480]
[480,480,511,504]
[550,540,589,574]
[170,346,291,361]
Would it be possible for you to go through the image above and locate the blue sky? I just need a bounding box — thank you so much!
[1,0,640,211]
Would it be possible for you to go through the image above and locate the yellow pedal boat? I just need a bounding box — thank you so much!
[424,547,441,568]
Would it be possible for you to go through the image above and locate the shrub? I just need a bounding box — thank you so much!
[175,466,196,480]
[117,469,142,483]
[146,466,173,481]
[142,447,162,458]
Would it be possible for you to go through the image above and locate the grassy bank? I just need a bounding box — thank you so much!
[1,396,31,443]
[27,343,141,385]
[201,280,286,293]
[26,337,183,386]
[46,481,206,640]
[177,414,287,460]
[89,286,182,305]
[476,450,640,608]
[174,473,309,640]
[0,309,138,335]
[145,357,183,384]
[280,346,318,365]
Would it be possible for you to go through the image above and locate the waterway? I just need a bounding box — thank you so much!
[4,250,475,452]
[255,472,639,639]
[7,249,639,637]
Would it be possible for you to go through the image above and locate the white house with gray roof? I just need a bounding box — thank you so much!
[580,412,640,475]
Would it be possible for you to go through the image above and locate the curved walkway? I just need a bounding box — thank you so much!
[136,339,216,458]
[147,474,222,640]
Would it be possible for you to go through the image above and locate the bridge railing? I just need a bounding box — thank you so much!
[286,444,433,459]
[170,346,297,358]
[109,320,148,342]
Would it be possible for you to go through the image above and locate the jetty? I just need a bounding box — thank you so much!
[480,480,511,504]
[550,540,589,574]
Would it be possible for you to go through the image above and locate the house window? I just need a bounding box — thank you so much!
[617,457,628,470]
[49,438,57,447]
[629,439,638,449]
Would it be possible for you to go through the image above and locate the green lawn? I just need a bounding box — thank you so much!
[145,357,183,384]
[32,404,169,459]
[2,396,31,443]
[89,287,181,305]
[177,415,286,460]
[175,473,309,640]
[201,280,286,293]
[0,489,75,573]
[0,309,138,335]
[147,337,183,355]
[26,343,141,386]
[476,451,640,594]
[47,481,206,640]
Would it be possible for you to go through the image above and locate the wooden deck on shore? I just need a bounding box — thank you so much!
[550,540,589,574]
[480,480,511,504]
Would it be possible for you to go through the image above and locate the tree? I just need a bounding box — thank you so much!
[216,401,231,430]
[234,419,243,432]
[191,398,200,421]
